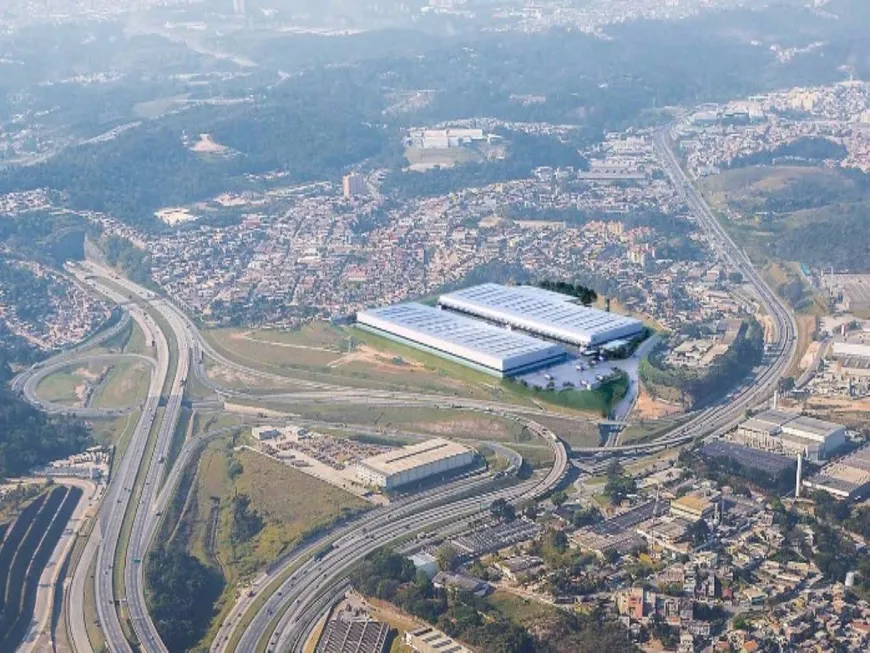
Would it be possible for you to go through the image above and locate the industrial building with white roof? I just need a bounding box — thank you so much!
[356,438,475,490]
[356,301,566,377]
[438,283,645,348]
[733,409,846,461]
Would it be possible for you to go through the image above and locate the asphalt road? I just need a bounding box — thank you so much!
[38,127,797,652]
[19,478,97,653]
[219,419,566,653]
[21,352,156,418]
[80,262,193,653]
[266,431,566,652]
[217,129,799,652]
[82,274,167,653]
[10,312,131,395]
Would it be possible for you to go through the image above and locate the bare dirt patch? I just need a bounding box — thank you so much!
[805,396,870,414]
[329,344,426,372]
[74,383,89,404]
[206,363,289,389]
[633,387,684,420]
[800,341,821,371]
[190,133,229,154]
[74,365,103,382]
[239,332,337,353]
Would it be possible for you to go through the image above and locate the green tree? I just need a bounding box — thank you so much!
[490,498,516,522]
[551,490,568,508]
[605,462,637,505]
[146,545,224,651]
[436,544,460,572]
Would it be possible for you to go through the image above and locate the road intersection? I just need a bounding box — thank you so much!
[12,127,798,652]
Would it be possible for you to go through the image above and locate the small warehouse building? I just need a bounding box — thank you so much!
[356,302,565,377]
[670,493,717,522]
[438,283,644,348]
[356,438,475,490]
[803,446,870,501]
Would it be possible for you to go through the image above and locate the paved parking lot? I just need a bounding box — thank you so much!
[519,355,621,391]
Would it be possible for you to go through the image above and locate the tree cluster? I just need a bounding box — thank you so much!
[228,494,264,544]
[0,390,90,481]
[640,320,765,409]
[605,462,637,505]
[490,498,516,522]
[351,548,636,653]
[0,211,88,267]
[536,280,598,306]
[812,490,870,550]
[145,544,224,651]
[726,137,848,169]
[773,197,870,272]
[101,235,152,285]
[382,130,590,200]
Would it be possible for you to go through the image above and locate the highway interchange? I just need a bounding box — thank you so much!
[10,130,800,653]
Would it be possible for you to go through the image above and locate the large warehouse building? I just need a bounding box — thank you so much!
[356,438,476,490]
[438,283,644,348]
[356,302,566,377]
[732,409,847,461]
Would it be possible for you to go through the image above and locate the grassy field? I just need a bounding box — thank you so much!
[34,370,81,405]
[530,416,600,449]
[619,414,688,445]
[185,441,370,649]
[488,589,562,626]
[700,166,849,207]
[224,448,368,568]
[149,309,178,397]
[123,321,150,356]
[205,323,627,420]
[207,325,347,368]
[34,363,106,406]
[85,411,140,463]
[503,443,554,468]
[91,360,151,410]
[204,324,517,402]
[228,399,533,445]
[506,375,629,417]
[700,166,868,268]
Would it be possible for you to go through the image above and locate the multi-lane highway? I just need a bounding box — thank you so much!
[17,124,798,653]
[81,274,169,653]
[123,304,191,653]
[214,129,799,652]
[76,262,193,653]
[223,423,567,653]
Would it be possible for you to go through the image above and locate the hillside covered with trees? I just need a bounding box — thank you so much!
[640,320,765,408]
[0,360,91,480]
